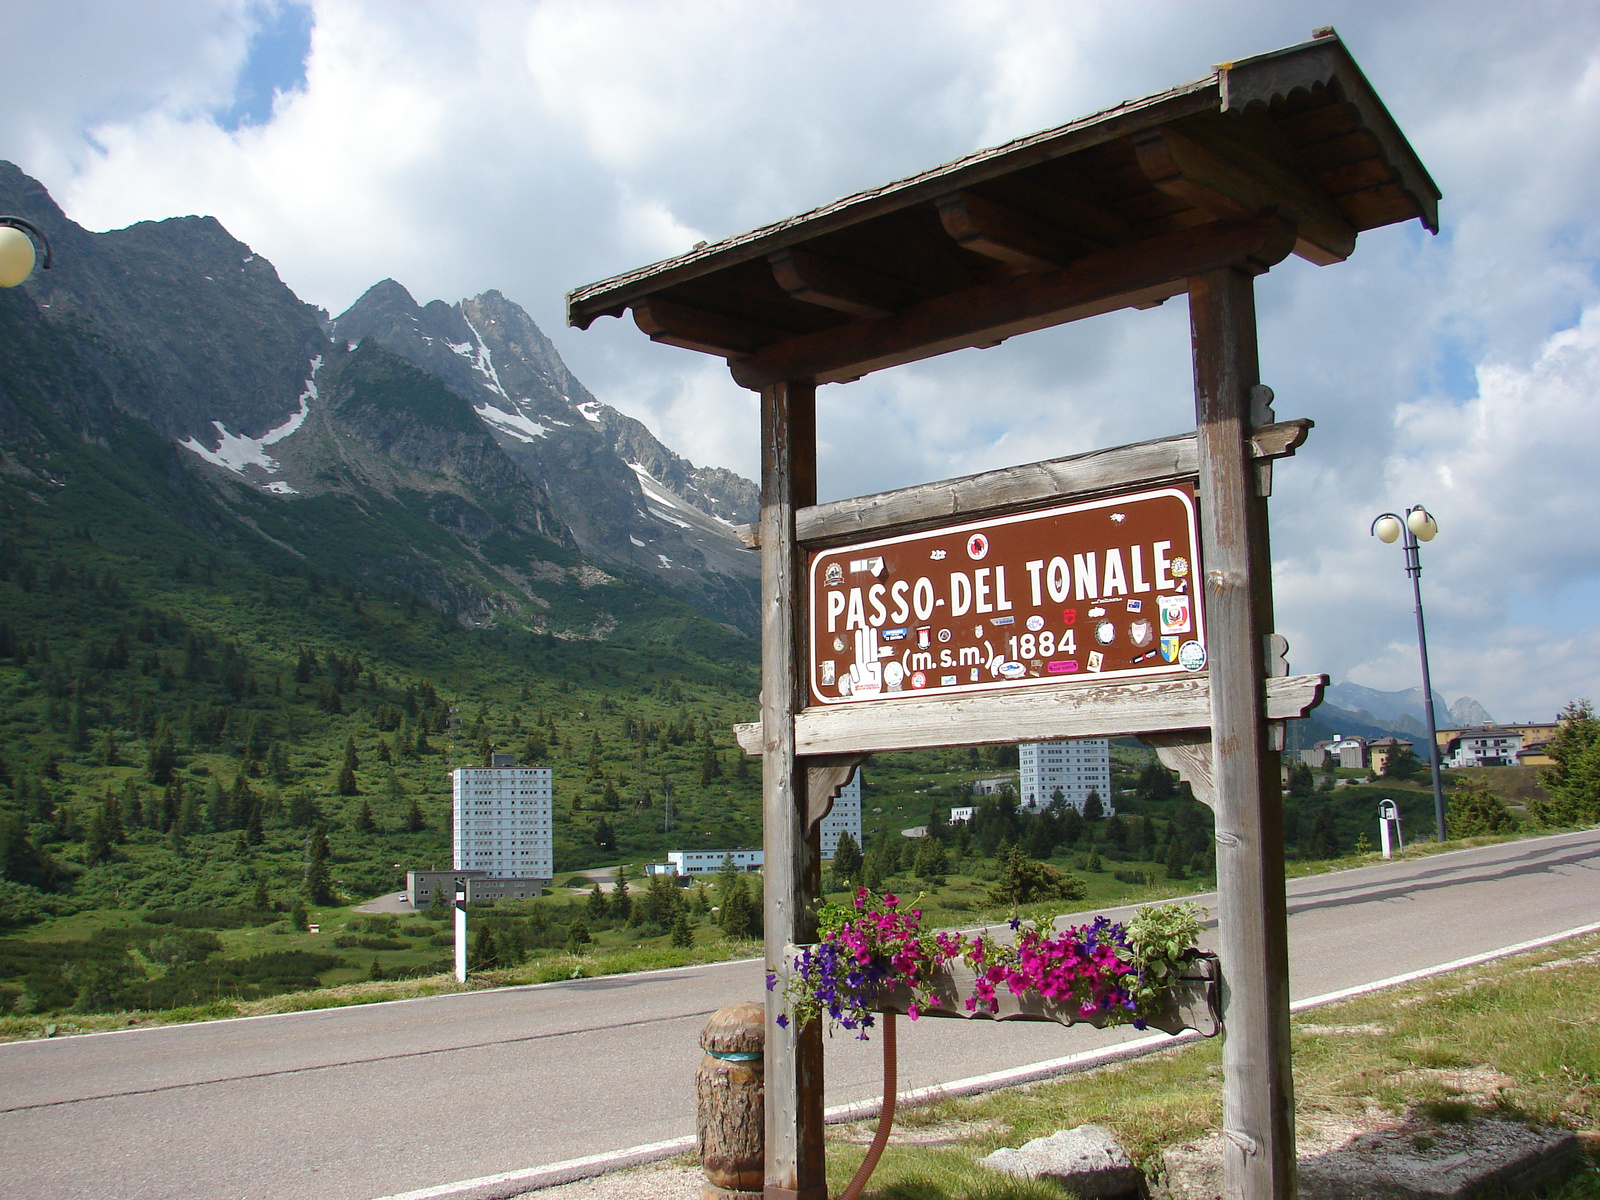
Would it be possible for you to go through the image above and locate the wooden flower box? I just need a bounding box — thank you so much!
[784,947,1221,1037]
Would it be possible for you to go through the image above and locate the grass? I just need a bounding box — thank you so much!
[816,931,1600,1199]
[0,934,764,1042]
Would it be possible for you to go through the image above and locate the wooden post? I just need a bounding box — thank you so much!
[758,379,827,1200]
[1188,268,1294,1199]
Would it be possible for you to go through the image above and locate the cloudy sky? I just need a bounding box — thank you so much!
[3,0,1598,721]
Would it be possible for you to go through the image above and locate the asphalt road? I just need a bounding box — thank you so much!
[3,830,1596,1200]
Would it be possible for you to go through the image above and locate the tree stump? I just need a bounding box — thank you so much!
[696,1001,764,1200]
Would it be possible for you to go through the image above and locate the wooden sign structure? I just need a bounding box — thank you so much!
[569,30,1437,1200]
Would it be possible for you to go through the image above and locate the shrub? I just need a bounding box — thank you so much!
[991,846,1086,907]
[1446,778,1516,838]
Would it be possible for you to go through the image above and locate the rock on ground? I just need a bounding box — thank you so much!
[980,1124,1144,1198]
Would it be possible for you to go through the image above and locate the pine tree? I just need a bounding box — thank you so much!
[84,809,113,866]
[587,882,609,919]
[404,797,426,833]
[146,724,177,785]
[1082,790,1104,822]
[1164,838,1185,879]
[355,799,377,833]
[1309,807,1340,858]
[612,867,632,922]
[1446,778,1516,839]
[566,918,591,953]
[914,838,949,884]
[305,824,335,903]
[831,832,863,883]
[670,910,694,948]
[471,923,498,971]
[290,900,309,931]
[336,763,359,796]
[99,728,120,767]
[699,746,721,785]
[206,777,229,832]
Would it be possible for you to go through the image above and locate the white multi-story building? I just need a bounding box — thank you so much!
[1018,740,1113,815]
[1442,729,1522,769]
[452,754,554,883]
[820,771,863,861]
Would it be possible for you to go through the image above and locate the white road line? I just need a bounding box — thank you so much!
[370,918,1600,1200]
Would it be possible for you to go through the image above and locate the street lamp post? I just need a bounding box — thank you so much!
[1371,506,1448,843]
[0,217,52,288]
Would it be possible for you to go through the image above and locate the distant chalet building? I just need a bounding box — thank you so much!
[949,806,975,824]
[1366,736,1413,775]
[1300,734,1369,770]
[450,753,553,887]
[1441,728,1522,769]
[1018,739,1113,815]
[668,849,764,875]
[819,772,863,861]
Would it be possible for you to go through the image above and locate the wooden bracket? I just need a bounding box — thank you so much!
[805,755,870,838]
[1142,731,1216,810]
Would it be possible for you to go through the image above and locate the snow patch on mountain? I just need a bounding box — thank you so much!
[576,401,603,423]
[475,402,550,442]
[628,461,735,530]
[178,356,320,476]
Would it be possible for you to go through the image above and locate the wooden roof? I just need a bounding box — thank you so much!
[567,30,1438,389]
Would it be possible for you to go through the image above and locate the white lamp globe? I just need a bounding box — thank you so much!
[1373,514,1403,544]
[1407,508,1438,542]
[0,226,36,288]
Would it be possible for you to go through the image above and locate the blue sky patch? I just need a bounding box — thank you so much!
[215,2,314,132]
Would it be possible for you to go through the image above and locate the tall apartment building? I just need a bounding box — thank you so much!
[819,771,863,861]
[452,753,554,883]
[1018,740,1113,815]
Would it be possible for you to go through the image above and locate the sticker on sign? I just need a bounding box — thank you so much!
[806,485,1204,706]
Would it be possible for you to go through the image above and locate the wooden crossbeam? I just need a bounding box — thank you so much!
[728,214,1296,388]
[733,672,1326,757]
[935,191,1095,271]
[768,248,922,319]
[794,419,1311,547]
[1133,123,1357,265]
[631,297,783,358]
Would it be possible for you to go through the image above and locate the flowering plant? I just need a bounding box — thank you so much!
[771,889,1203,1039]
[770,888,952,1037]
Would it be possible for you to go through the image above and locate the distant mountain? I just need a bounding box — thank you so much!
[1323,682,1491,733]
[0,161,759,634]
[327,282,759,615]
[1449,697,1494,727]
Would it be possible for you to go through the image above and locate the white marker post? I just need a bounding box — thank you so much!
[1378,800,1403,860]
[453,879,468,982]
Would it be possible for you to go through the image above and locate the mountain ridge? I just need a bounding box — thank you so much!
[0,162,760,635]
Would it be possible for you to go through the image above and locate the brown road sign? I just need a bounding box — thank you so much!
[807,484,1204,706]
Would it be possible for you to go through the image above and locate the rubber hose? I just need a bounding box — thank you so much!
[838,1011,896,1200]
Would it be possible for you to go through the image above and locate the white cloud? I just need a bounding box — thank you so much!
[5,0,1600,716]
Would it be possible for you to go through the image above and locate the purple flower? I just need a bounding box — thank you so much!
[775,1013,789,1028]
